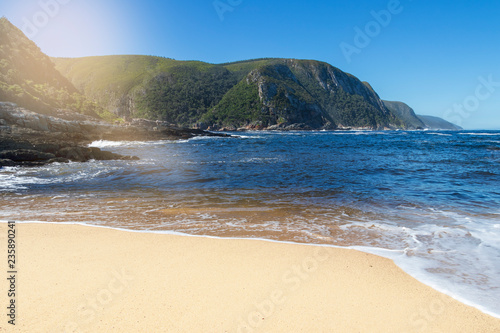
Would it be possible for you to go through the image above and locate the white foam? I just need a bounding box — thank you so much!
[89,140,127,147]
[185,135,231,141]
[0,160,132,192]
[460,133,499,136]
[425,132,452,136]
[232,134,266,139]
[89,140,173,148]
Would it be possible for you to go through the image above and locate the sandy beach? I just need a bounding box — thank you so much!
[1,222,499,332]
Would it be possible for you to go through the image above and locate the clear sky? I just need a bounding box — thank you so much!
[1,0,499,129]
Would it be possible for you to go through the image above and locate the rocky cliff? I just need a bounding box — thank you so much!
[203,59,406,130]
[2,17,462,132]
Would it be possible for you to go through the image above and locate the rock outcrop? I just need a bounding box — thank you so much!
[0,127,140,167]
[0,102,229,167]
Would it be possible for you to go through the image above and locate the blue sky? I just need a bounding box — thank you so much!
[1,0,499,129]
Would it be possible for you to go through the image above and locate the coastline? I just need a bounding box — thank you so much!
[1,222,499,332]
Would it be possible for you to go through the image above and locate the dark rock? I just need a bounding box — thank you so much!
[89,147,123,161]
[219,126,237,132]
[56,147,90,162]
[0,149,55,162]
[0,159,16,167]
[284,123,313,131]
[0,103,230,167]
[267,123,288,131]
[32,143,61,154]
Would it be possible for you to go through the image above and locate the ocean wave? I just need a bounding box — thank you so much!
[184,135,232,141]
[89,140,173,148]
[460,133,499,136]
[425,132,453,136]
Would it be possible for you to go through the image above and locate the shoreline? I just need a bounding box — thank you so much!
[1,222,499,332]
[2,220,500,320]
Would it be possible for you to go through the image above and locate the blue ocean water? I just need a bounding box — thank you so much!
[1,130,499,317]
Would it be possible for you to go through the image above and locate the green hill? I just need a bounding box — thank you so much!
[0,17,106,119]
[54,55,413,129]
[53,55,238,123]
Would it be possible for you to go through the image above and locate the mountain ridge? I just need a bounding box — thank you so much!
[53,55,417,130]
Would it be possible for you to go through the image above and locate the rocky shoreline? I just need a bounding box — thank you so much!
[0,102,229,167]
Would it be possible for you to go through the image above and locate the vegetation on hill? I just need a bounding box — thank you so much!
[55,55,406,129]
[135,65,238,124]
[200,78,263,127]
[0,17,107,119]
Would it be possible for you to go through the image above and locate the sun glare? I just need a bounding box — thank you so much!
[6,0,128,57]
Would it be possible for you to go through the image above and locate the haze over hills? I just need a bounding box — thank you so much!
[0,17,112,119]
[417,115,463,130]
[383,100,462,130]
[0,17,461,131]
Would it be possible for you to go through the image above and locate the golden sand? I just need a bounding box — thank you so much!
[1,223,499,332]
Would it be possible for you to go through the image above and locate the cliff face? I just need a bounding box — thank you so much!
[243,63,327,129]
[289,60,395,129]
[206,59,400,130]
